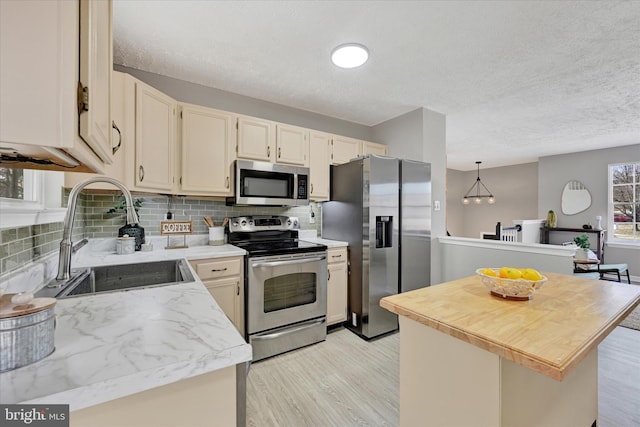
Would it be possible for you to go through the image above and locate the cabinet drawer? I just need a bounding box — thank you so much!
[327,247,347,264]
[191,257,242,280]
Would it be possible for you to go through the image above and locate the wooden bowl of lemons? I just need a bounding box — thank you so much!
[476,267,548,301]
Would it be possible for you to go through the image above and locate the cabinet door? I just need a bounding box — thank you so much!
[309,131,331,201]
[331,136,362,165]
[276,124,308,166]
[327,261,348,325]
[362,141,387,156]
[180,104,236,196]
[204,278,244,336]
[78,0,113,164]
[134,81,176,192]
[237,116,274,162]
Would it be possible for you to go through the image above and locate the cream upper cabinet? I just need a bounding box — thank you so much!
[236,116,275,162]
[179,103,236,196]
[331,136,362,165]
[309,131,331,201]
[362,140,387,156]
[64,71,127,189]
[0,0,106,173]
[78,0,113,164]
[276,124,309,166]
[327,247,348,326]
[133,79,177,192]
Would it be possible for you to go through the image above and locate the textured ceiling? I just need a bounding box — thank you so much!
[113,1,640,171]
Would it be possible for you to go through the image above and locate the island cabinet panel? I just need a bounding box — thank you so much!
[398,317,597,427]
[382,272,640,427]
[70,366,236,427]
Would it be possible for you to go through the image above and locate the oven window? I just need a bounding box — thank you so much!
[264,272,317,313]
[241,170,292,198]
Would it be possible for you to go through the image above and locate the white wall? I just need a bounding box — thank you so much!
[439,237,575,283]
[539,144,640,272]
[446,162,539,238]
[372,108,447,286]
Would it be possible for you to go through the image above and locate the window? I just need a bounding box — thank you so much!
[609,162,640,244]
[0,168,42,209]
[0,167,65,228]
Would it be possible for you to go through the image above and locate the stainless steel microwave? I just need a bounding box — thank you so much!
[229,160,309,206]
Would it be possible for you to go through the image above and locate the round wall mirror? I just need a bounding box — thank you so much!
[561,180,591,215]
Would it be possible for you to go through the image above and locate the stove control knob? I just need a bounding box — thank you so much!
[241,220,247,226]
[287,219,292,226]
[293,219,298,227]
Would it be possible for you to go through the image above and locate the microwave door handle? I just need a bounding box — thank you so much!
[251,256,326,268]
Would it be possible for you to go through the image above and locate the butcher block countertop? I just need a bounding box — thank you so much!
[381,272,640,380]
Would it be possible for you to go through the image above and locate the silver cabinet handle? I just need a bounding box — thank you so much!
[139,165,144,182]
[225,176,229,188]
[112,121,122,155]
[252,256,326,268]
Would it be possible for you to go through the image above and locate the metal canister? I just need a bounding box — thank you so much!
[0,303,56,372]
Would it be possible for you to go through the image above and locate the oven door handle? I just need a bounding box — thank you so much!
[252,318,325,341]
[251,256,326,268]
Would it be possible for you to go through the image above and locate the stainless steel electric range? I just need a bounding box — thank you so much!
[228,215,328,361]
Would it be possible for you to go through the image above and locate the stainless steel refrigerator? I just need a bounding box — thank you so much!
[322,155,431,339]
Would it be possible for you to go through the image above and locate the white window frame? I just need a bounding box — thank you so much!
[607,162,640,248]
[0,170,66,229]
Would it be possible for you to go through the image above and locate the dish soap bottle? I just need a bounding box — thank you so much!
[546,210,557,228]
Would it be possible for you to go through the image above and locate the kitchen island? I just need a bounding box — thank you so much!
[0,240,251,426]
[381,272,640,427]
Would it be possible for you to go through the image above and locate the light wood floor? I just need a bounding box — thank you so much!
[247,326,640,426]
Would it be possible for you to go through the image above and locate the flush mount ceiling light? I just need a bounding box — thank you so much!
[331,43,369,68]
[462,161,495,205]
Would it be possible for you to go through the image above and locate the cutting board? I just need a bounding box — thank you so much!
[0,293,56,319]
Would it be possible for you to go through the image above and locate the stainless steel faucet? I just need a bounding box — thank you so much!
[54,177,139,282]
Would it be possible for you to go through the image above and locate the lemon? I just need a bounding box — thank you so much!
[505,268,523,280]
[498,267,511,278]
[482,268,497,277]
[522,268,543,281]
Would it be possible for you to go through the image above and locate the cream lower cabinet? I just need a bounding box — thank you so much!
[309,131,331,201]
[179,103,236,196]
[326,247,348,326]
[190,256,244,336]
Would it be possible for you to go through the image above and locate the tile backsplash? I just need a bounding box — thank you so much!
[0,191,322,277]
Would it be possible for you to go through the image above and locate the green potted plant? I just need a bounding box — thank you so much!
[573,234,590,260]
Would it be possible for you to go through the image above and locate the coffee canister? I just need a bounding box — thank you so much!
[116,235,136,255]
[0,294,57,372]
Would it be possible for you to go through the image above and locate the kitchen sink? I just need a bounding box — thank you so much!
[37,259,195,299]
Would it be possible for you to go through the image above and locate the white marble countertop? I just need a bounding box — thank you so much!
[302,237,348,248]
[0,238,251,411]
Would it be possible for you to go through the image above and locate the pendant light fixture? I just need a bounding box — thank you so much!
[462,161,495,205]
